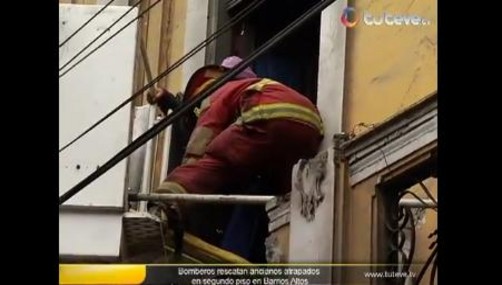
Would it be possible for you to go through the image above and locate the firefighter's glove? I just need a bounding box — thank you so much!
[146,87,181,114]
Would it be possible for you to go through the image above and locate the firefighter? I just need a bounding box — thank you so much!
[149,56,323,199]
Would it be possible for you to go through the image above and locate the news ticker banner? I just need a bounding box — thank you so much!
[60,264,418,285]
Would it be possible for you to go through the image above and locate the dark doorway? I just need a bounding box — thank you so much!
[228,0,321,102]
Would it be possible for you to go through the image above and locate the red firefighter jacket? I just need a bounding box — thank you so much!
[182,78,324,164]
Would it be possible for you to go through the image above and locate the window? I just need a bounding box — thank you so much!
[208,0,321,102]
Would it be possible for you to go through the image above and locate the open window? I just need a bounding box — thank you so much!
[208,0,321,103]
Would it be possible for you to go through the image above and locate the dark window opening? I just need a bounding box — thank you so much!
[376,155,438,285]
[224,0,321,103]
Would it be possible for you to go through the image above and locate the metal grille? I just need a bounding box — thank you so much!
[122,211,164,252]
[384,180,438,285]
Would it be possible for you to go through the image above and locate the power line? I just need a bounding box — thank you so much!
[59,0,116,48]
[59,0,158,78]
[59,0,266,152]
[59,0,338,205]
[59,0,145,73]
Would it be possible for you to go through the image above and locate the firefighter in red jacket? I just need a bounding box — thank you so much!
[149,56,323,199]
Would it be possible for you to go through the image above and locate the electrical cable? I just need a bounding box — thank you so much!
[59,0,116,48]
[59,0,150,76]
[59,0,266,152]
[59,0,337,205]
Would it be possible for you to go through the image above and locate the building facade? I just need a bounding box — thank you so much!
[59,0,437,284]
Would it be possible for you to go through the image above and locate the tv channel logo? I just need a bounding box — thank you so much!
[341,7,432,28]
[340,7,359,28]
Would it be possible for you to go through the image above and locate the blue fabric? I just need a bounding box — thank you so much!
[219,178,270,263]
[220,205,267,262]
[254,53,302,92]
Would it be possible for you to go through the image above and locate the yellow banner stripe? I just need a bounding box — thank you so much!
[59,265,146,285]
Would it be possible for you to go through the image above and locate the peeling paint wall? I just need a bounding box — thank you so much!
[345,176,377,265]
[343,0,437,132]
[59,3,138,259]
[155,0,188,185]
[162,0,187,94]
[289,148,335,283]
[342,1,437,282]
[339,0,439,282]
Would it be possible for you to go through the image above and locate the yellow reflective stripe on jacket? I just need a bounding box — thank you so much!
[245,78,280,92]
[194,78,216,96]
[236,103,324,135]
[156,181,187,194]
[194,97,212,117]
[193,80,217,117]
[195,79,278,117]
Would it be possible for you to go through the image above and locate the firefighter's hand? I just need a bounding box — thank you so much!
[146,87,180,114]
[148,201,184,225]
[146,87,168,105]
